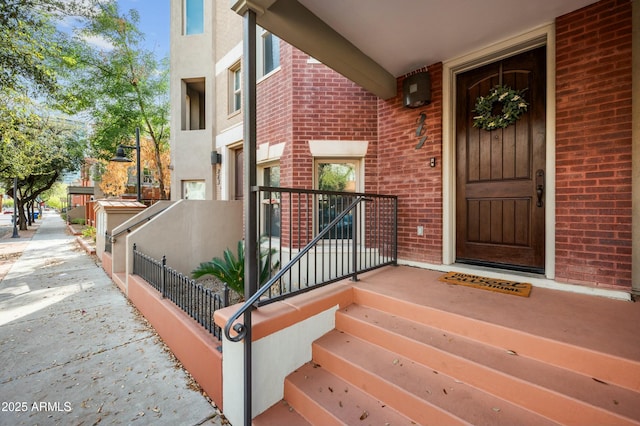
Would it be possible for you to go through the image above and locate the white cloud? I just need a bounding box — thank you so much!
[82,34,115,51]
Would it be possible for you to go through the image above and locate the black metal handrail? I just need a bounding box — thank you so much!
[224,194,372,342]
[109,205,171,243]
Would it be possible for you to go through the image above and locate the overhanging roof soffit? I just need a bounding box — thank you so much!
[232,0,397,100]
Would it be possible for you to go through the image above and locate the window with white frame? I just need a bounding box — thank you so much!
[182,180,205,200]
[260,164,280,238]
[315,159,359,239]
[229,63,241,114]
[184,0,204,35]
[257,28,280,78]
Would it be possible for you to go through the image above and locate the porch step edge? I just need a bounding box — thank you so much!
[336,304,640,424]
[313,330,559,426]
[353,286,640,392]
[284,361,419,426]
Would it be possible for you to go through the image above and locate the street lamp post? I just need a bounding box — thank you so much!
[110,127,141,203]
[11,177,19,238]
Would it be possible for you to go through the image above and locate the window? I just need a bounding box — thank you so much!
[183,180,205,200]
[261,165,280,237]
[262,32,280,75]
[182,78,205,130]
[315,160,359,239]
[257,28,280,78]
[229,64,241,114]
[317,161,357,192]
[184,0,204,35]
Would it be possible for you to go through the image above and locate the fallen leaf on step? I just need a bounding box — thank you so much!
[360,411,369,421]
[492,407,501,412]
[506,350,518,355]
[592,377,608,385]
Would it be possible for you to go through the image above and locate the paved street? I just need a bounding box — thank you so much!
[0,213,227,425]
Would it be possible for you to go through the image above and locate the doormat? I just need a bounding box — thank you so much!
[438,272,532,297]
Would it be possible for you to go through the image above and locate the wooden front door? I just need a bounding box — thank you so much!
[456,47,546,273]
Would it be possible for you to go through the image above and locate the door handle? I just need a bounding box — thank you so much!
[536,169,545,207]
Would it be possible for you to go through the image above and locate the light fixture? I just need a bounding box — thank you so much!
[110,127,141,202]
[402,71,431,108]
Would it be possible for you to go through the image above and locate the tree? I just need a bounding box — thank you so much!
[98,135,171,198]
[40,182,68,211]
[0,0,92,99]
[2,114,86,229]
[71,1,171,198]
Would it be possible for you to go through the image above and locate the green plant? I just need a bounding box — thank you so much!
[82,225,96,240]
[192,240,280,296]
[71,218,86,225]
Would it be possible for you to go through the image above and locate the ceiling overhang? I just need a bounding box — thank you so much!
[231,0,396,99]
[232,0,599,100]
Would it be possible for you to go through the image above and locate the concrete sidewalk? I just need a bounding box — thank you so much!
[0,213,226,425]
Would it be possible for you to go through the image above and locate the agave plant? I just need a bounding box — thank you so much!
[192,240,280,296]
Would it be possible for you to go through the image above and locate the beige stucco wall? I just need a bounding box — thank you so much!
[170,0,217,201]
[110,201,173,276]
[94,200,147,261]
[124,200,243,281]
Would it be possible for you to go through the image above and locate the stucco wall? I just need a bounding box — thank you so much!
[125,200,243,279]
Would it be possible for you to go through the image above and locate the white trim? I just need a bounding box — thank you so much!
[257,142,286,163]
[397,259,632,302]
[308,140,369,157]
[442,23,556,278]
[216,42,243,76]
[216,122,243,148]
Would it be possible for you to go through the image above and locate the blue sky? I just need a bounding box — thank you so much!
[119,0,170,58]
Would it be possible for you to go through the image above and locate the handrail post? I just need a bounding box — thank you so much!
[161,255,167,298]
[133,243,137,275]
[351,202,358,282]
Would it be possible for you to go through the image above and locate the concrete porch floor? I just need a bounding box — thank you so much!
[351,265,640,367]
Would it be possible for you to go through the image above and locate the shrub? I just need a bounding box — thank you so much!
[82,226,96,241]
[71,218,86,225]
[192,240,279,296]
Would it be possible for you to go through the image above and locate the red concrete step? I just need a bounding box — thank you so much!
[283,361,416,426]
[253,399,311,426]
[337,303,640,425]
[353,286,640,393]
[312,330,556,426]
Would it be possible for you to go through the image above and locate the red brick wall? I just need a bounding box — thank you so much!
[257,44,379,246]
[377,64,443,264]
[555,0,632,289]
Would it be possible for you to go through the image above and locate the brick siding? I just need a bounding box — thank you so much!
[377,64,443,264]
[555,0,632,288]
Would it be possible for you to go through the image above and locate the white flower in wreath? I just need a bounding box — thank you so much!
[472,85,529,131]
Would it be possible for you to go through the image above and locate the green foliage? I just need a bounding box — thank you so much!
[68,1,170,198]
[71,218,86,225]
[318,163,356,192]
[41,182,67,211]
[192,241,280,296]
[82,225,96,240]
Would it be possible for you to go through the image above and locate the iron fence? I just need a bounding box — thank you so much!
[132,244,229,339]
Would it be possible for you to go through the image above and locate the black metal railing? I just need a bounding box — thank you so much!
[132,244,229,339]
[225,187,397,342]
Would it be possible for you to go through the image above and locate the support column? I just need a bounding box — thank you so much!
[632,0,639,296]
[242,6,258,426]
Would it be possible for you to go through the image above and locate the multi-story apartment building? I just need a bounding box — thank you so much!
[152,1,638,424]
